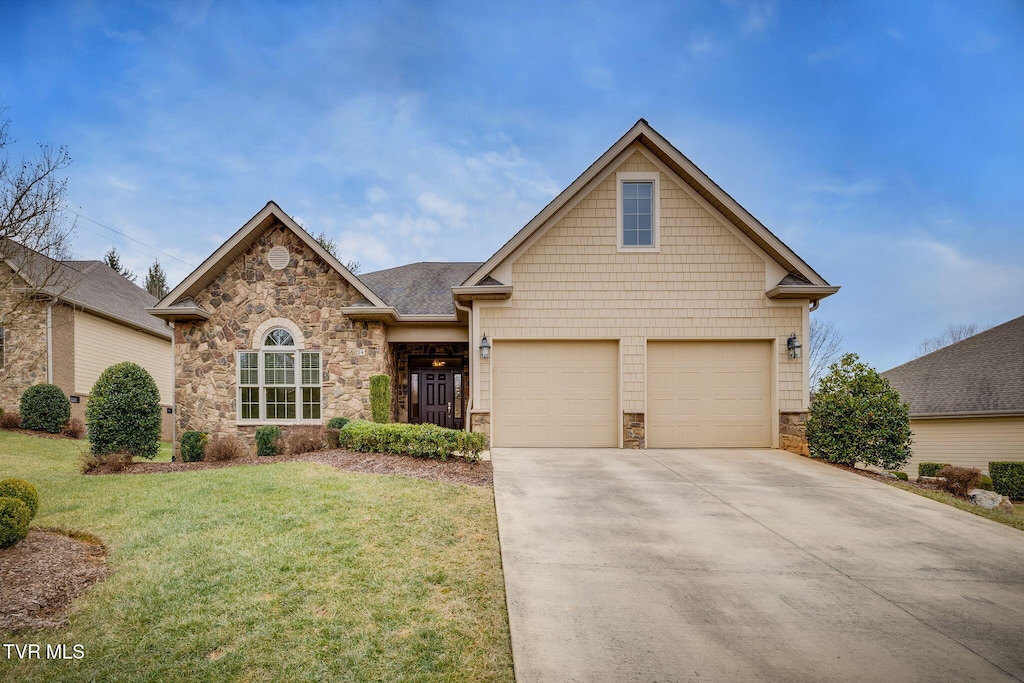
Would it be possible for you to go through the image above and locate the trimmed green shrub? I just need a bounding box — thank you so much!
[0,496,31,548]
[889,471,909,481]
[937,466,981,498]
[806,354,912,470]
[327,417,350,429]
[0,478,39,519]
[979,474,994,491]
[180,431,209,462]
[19,383,70,433]
[86,362,162,459]
[255,425,282,457]
[339,420,487,462]
[918,462,951,478]
[370,374,391,423]
[989,462,1024,500]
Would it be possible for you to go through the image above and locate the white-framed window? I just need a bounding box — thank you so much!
[237,327,322,423]
[617,171,660,251]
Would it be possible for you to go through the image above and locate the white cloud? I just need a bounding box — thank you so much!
[739,1,777,36]
[417,192,467,228]
[367,187,388,203]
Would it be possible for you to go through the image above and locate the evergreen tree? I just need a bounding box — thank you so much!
[144,259,169,299]
[103,247,136,282]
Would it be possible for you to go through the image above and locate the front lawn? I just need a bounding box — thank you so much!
[0,431,513,682]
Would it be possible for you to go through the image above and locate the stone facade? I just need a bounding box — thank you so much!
[470,411,490,445]
[389,342,469,424]
[0,297,49,411]
[779,411,809,456]
[623,412,645,449]
[174,224,389,451]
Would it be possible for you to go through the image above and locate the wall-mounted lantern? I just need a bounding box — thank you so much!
[787,333,802,360]
[480,334,491,360]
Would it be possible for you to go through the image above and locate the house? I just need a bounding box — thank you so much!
[0,241,174,438]
[883,315,1024,474]
[148,119,838,453]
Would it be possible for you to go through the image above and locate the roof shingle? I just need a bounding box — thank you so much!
[359,262,482,315]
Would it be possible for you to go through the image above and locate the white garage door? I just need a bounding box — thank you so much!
[647,341,772,448]
[492,341,618,447]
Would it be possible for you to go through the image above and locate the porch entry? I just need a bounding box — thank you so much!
[409,358,464,430]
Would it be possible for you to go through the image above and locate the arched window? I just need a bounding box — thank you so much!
[237,325,321,423]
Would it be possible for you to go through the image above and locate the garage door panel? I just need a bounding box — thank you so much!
[647,341,772,448]
[493,341,618,447]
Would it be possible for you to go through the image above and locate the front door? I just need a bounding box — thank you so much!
[420,369,454,428]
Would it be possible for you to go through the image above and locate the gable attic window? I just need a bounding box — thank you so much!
[237,326,321,423]
[617,171,660,251]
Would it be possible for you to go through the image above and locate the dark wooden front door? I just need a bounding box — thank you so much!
[420,369,454,428]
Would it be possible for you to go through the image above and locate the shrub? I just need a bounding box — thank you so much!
[63,417,85,439]
[979,474,994,491]
[0,410,20,429]
[0,497,31,548]
[19,383,70,434]
[255,425,282,457]
[0,478,39,519]
[206,435,246,462]
[989,462,1024,500]
[937,466,982,498]
[79,451,133,474]
[86,362,162,459]
[806,354,912,470]
[284,426,324,455]
[326,417,350,429]
[370,375,391,423]
[180,431,209,462]
[918,462,950,479]
[339,420,487,462]
[322,427,341,450]
[889,471,908,481]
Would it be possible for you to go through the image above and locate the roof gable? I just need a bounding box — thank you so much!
[464,119,835,297]
[360,262,482,316]
[883,315,1024,416]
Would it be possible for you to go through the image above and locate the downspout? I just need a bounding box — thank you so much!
[453,298,473,432]
[46,303,53,383]
[809,299,820,312]
[169,322,176,460]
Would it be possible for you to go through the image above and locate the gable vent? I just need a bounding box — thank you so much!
[267,246,290,270]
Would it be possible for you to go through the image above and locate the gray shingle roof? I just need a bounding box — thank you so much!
[359,262,482,315]
[882,315,1024,416]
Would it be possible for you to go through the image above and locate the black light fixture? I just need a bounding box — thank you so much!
[479,334,491,360]
[787,333,802,360]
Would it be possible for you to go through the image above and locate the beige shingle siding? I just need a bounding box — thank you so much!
[905,417,1024,475]
[74,310,173,403]
[476,149,806,416]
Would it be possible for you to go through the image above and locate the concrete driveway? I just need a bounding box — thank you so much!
[491,448,1024,682]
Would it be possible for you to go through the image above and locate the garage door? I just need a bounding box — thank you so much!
[492,341,618,447]
[647,341,772,448]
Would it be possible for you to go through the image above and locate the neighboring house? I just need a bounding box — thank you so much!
[148,119,839,453]
[0,241,174,438]
[883,315,1024,474]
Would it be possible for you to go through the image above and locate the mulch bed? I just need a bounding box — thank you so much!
[0,530,108,633]
[85,448,493,487]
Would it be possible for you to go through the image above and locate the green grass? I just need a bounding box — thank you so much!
[887,479,1024,532]
[0,431,513,682]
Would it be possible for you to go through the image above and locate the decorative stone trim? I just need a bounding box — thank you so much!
[623,412,645,449]
[779,411,809,456]
[252,317,305,349]
[470,411,490,446]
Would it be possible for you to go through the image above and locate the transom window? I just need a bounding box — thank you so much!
[617,171,660,251]
[237,327,321,423]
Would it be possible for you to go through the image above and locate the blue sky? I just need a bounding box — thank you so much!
[2,0,1022,371]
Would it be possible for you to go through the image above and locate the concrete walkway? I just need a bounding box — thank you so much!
[491,448,1024,682]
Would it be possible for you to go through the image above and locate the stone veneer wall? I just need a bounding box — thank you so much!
[623,412,645,449]
[470,412,490,445]
[175,224,389,451]
[0,297,48,410]
[779,411,809,456]
[390,342,469,424]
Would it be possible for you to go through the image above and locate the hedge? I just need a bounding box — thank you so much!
[989,462,1024,500]
[326,417,350,430]
[86,362,162,458]
[339,420,486,462]
[180,431,209,462]
[19,383,70,433]
[918,462,950,478]
[255,425,282,457]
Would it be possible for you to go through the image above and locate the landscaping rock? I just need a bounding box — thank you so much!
[876,471,898,479]
[969,489,1014,513]
[919,476,945,484]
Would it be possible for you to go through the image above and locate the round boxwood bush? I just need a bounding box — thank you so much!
[86,362,162,459]
[19,383,70,433]
[255,425,282,457]
[180,431,208,462]
[0,496,31,548]
[0,478,39,519]
[326,417,350,429]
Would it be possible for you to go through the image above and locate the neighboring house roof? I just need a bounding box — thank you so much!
[463,118,838,303]
[2,239,170,339]
[883,315,1024,417]
[360,262,482,316]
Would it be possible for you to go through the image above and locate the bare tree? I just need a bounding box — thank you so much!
[916,322,989,357]
[0,108,76,395]
[809,318,843,390]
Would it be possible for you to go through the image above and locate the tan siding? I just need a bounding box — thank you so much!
[51,304,76,395]
[477,147,806,438]
[906,417,1024,475]
[73,310,172,402]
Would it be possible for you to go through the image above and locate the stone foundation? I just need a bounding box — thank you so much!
[470,411,490,446]
[623,412,645,449]
[779,411,809,456]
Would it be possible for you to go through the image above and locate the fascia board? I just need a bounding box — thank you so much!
[767,285,841,300]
